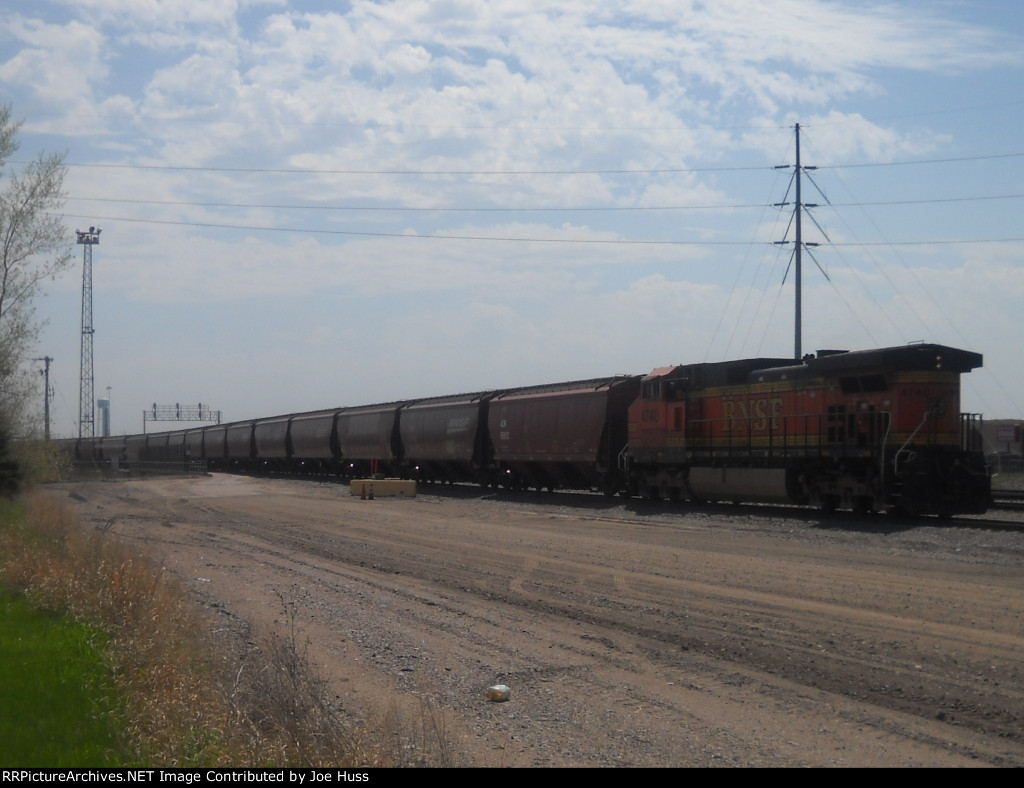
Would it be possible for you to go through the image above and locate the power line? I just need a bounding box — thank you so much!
[40,161,772,176]
[19,150,1024,177]
[66,196,765,212]
[54,213,752,244]
[819,152,1024,170]
[63,192,1024,213]
[55,212,1024,246]
[23,98,1024,131]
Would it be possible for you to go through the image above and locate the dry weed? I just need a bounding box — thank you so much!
[0,490,465,767]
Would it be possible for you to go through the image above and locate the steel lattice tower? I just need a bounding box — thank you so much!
[76,227,101,439]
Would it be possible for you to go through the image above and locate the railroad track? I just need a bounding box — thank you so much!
[992,489,1024,510]
[422,481,1024,530]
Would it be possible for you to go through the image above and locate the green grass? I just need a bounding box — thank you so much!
[0,490,461,768]
[0,591,128,767]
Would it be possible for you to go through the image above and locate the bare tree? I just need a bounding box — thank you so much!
[0,104,72,437]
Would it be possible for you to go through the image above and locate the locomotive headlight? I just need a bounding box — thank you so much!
[936,354,943,369]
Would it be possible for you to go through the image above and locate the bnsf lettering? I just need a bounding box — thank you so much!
[722,397,783,432]
[640,408,661,424]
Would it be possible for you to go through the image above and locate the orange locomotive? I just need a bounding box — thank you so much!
[623,343,990,516]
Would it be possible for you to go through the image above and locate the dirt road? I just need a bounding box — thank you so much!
[52,474,1024,767]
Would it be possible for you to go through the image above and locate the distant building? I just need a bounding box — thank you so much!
[980,420,1023,473]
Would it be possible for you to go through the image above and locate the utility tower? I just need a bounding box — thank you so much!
[76,226,101,439]
[774,123,829,360]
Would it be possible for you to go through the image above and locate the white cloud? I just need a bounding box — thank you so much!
[0,17,107,107]
[48,0,241,30]
[7,0,1024,436]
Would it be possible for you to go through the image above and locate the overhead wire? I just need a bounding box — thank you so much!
[14,149,1024,177]
[705,166,786,361]
[62,192,1024,213]
[53,211,1024,246]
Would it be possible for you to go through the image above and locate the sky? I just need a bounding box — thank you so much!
[2,0,1023,438]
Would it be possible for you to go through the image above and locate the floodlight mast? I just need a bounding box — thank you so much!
[76,226,101,439]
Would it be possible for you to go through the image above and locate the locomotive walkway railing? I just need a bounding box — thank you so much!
[961,413,984,452]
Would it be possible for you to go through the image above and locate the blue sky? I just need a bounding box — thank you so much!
[2,0,1023,437]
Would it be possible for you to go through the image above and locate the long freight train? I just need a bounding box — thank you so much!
[69,343,991,517]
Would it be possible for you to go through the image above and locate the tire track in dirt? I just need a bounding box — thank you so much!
[54,475,1024,767]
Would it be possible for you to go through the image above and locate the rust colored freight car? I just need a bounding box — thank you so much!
[488,376,641,493]
[625,343,989,515]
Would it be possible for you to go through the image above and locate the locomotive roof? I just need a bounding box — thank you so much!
[803,343,982,375]
[644,343,982,387]
[643,357,794,387]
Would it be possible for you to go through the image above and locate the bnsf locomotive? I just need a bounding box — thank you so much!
[625,343,989,516]
[69,342,991,517]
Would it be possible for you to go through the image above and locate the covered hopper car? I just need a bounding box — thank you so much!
[487,376,640,493]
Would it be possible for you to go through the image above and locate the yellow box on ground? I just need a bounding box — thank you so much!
[349,478,417,498]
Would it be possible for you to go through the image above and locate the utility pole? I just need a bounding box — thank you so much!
[34,356,53,441]
[76,226,101,439]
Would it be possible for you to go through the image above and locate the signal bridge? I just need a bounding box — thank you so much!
[143,403,222,433]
